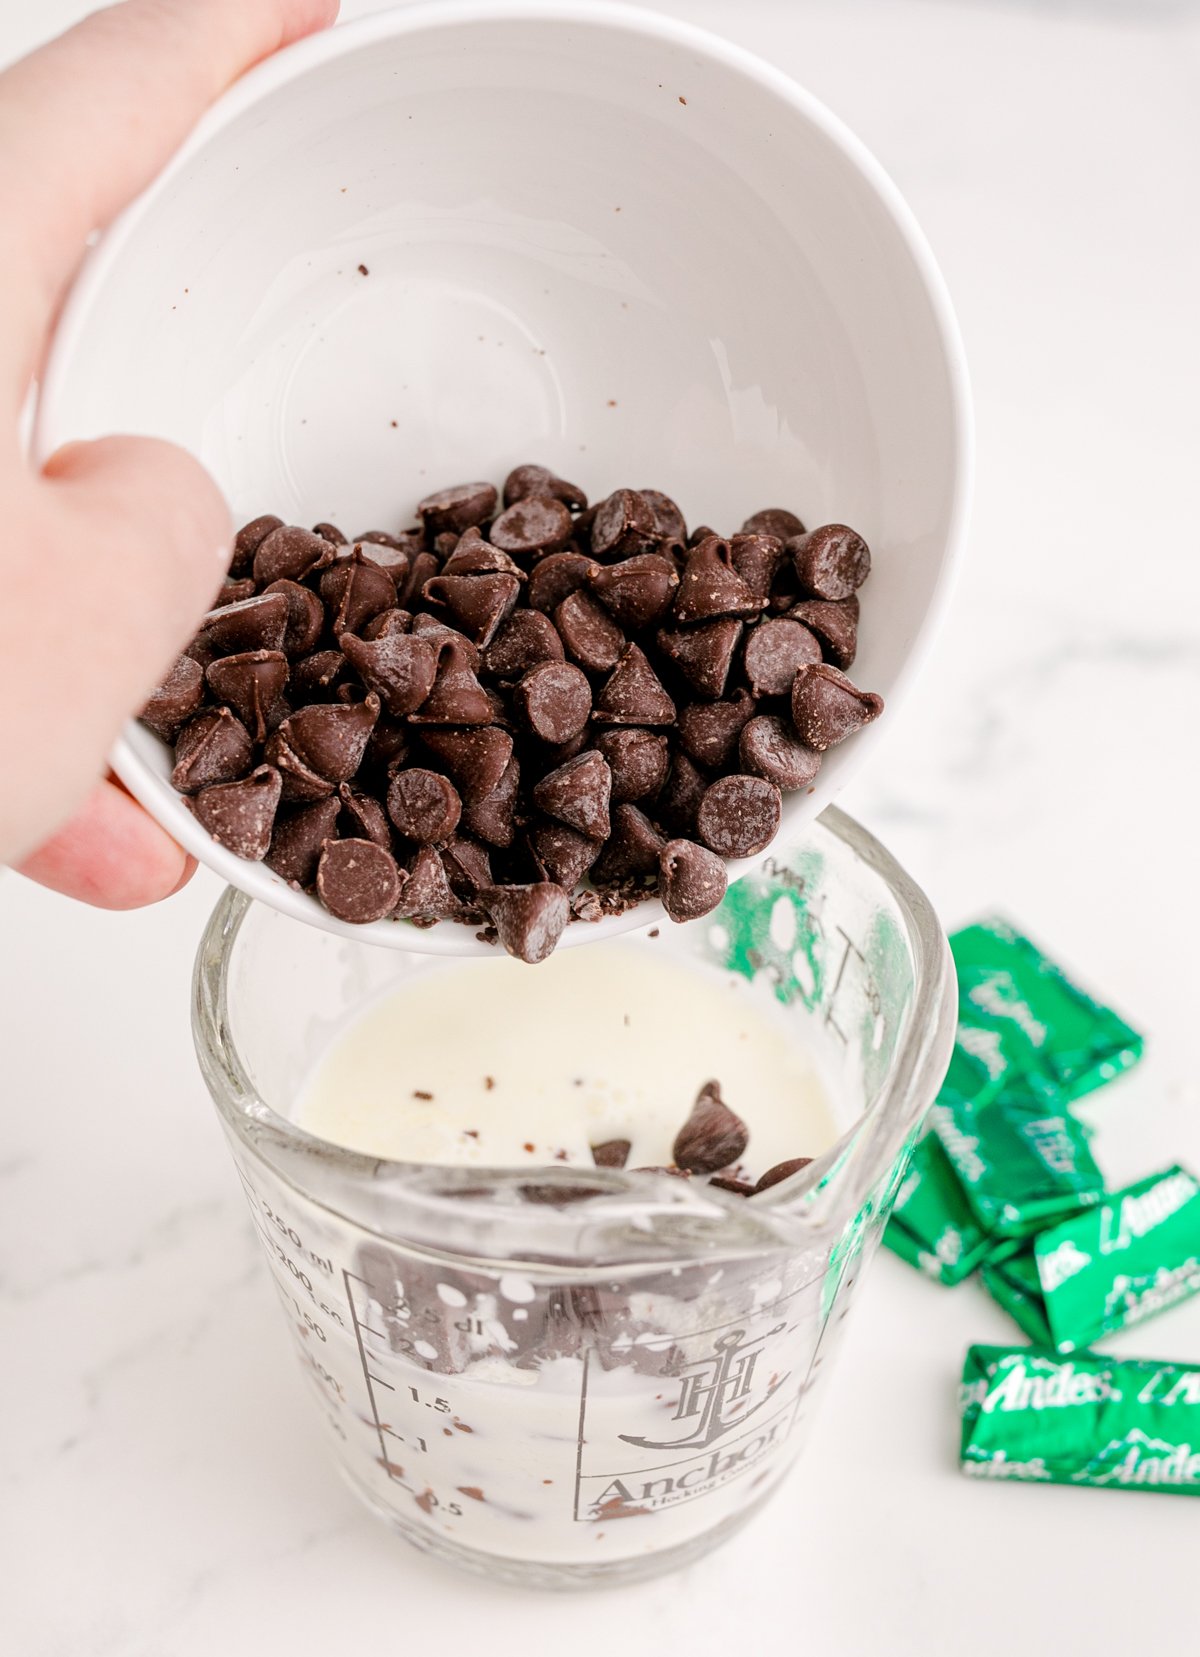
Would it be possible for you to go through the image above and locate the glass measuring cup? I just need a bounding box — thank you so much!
[193,807,955,1587]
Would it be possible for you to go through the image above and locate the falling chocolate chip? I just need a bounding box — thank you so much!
[673,537,763,623]
[786,597,859,671]
[265,797,341,886]
[788,524,871,601]
[319,549,396,636]
[591,803,664,883]
[416,481,498,536]
[408,636,493,725]
[658,838,727,922]
[728,532,785,604]
[253,524,335,587]
[656,619,743,700]
[417,726,514,805]
[754,1157,813,1193]
[676,689,756,769]
[395,845,461,924]
[264,579,326,656]
[555,591,625,674]
[205,650,289,742]
[592,644,675,726]
[171,707,253,793]
[482,882,570,964]
[528,820,601,889]
[489,495,574,556]
[387,768,463,845]
[340,627,438,718]
[532,749,612,839]
[514,660,592,744]
[595,728,669,803]
[696,774,782,858]
[587,555,678,628]
[527,552,597,615]
[317,838,402,923]
[591,1140,632,1169]
[739,715,822,790]
[673,1081,749,1174]
[198,592,289,657]
[790,663,883,750]
[232,513,283,576]
[462,755,520,848]
[743,617,822,698]
[140,655,204,742]
[193,765,282,860]
[483,609,565,681]
[503,462,588,512]
[740,507,806,541]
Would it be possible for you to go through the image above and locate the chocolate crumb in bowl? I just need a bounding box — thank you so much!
[591,1139,632,1170]
[754,1156,814,1193]
[709,1175,755,1197]
[147,480,884,955]
[316,837,403,924]
[672,1081,749,1174]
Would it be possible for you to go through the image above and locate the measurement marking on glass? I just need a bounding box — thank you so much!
[343,1267,402,1482]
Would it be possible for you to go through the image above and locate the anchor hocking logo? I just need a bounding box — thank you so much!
[618,1324,789,1452]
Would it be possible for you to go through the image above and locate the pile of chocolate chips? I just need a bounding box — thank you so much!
[142,465,882,962]
[592,1079,812,1198]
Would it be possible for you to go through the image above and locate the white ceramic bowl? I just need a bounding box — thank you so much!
[36,0,971,954]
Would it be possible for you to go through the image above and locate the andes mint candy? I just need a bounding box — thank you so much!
[171,707,253,793]
[790,664,883,750]
[531,750,612,840]
[416,481,497,536]
[140,655,204,743]
[739,715,821,790]
[696,774,782,858]
[742,617,822,697]
[481,882,571,964]
[591,644,675,727]
[673,1081,749,1174]
[658,838,726,922]
[193,765,282,860]
[317,838,402,923]
[386,768,463,845]
[788,524,871,601]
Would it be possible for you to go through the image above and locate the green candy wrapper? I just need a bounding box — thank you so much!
[961,1345,1200,1493]
[950,918,1143,1103]
[982,1166,1200,1352]
[883,1135,992,1285]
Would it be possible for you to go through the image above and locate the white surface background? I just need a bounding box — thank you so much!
[2,1,1199,1653]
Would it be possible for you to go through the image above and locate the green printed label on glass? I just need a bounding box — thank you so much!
[884,1135,991,1285]
[960,1345,1200,1494]
[950,919,1143,1103]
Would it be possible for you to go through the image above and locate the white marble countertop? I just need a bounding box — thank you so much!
[3,1,1199,1652]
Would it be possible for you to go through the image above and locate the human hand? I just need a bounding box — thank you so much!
[0,0,338,908]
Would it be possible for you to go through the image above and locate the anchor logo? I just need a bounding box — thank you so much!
[618,1325,789,1452]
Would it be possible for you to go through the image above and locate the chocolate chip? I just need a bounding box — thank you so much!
[673,537,763,623]
[527,552,596,614]
[440,533,526,580]
[193,765,282,859]
[231,513,283,576]
[481,882,570,963]
[531,749,611,839]
[290,650,348,703]
[362,608,413,641]
[394,845,461,924]
[317,838,402,923]
[396,550,440,609]
[742,617,822,697]
[592,644,675,726]
[655,752,710,835]
[253,524,335,586]
[595,728,669,803]
[728,532,785,604]
[555,590,625,674]
[656,618,742,700]
[687,524,719,548]
[590,488,657,560]
[754,1157,813,1193]
[658,838,726,922]
[273,694,379,786]
[490,496,574,555]
[528,820,601,889]
[788,524,871,601]
[216,577,257,608]
[696,774,782,858]
[355,529,412,550]
[410,614,481,667]
[417,481,498,536]
[265,796,341,886]
[171,708,253,793]
[587,554,678,628]
[364,714,410,776]
[638,488,686,544]
[739,715,822,790]
[673,1081,748,1173]
[591,803,664,883]
[790,663,883,750]
[503,463,587,512]
[408,636,493,725]
[591,1140,632,1169]
[387,768,463,845]
[740,507,806,540]
[417,726,514,804]
[462,754,520,848]
[319,549,396,636]
[441,835,493,901]
[421,573,521,648]
[198,592,289,657]
[340,628,438,718]
[709,1175,755,1197]
[514,661,592,744]
[140,655,204,743]
[312,521,348,545]
[482,609,564,681]
[338,782,392,847]
[786,597,859,671]
[676,689,756,769]
[205,650,289,742]
[263,579,326,656]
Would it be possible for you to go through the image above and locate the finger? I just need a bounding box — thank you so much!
[0,0,340,396]
[14,774,196,909]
